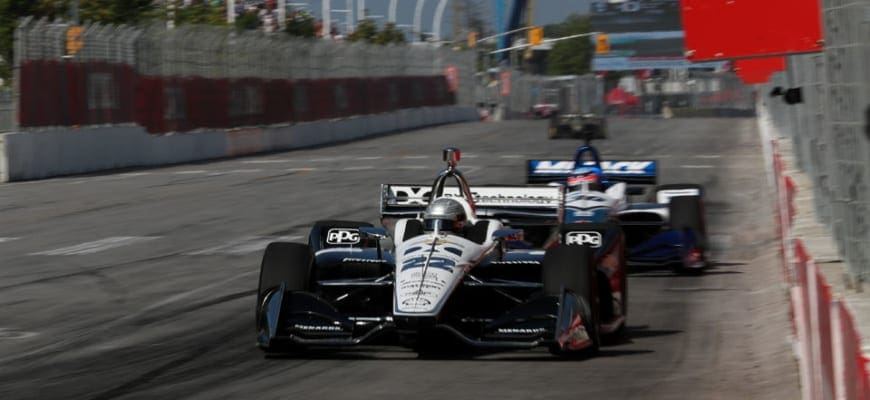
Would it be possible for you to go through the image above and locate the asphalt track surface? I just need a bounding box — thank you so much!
[0,118,799,399]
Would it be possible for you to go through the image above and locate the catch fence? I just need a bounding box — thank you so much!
[765,0,870,281]
[478,68,755,119]
[10,17,476,133]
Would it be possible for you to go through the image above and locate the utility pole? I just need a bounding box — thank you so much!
[346,0,354,32]
[226,0,235,24]
[452,0,464,42]
[433,0,449,42]
[388,0,398,22]
[278,0,286,30]
[322,0,331,37]
[168,0,176,29]
[413,0,426,41]
[70,0,79,24]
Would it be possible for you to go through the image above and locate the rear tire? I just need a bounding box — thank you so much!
[669,196,707,273]
[668,196,706,248]
[256,242,313,353]
[542,245,600,356]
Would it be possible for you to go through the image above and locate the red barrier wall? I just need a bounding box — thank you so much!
[19,61,455,133]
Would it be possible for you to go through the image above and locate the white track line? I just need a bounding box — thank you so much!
[680,165,716,169]
[172,170,207,175]
[241,159,292,164]
[32,236,161,256]
[0,237,20,244]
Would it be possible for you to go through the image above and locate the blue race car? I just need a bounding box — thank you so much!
[527,143,708,273]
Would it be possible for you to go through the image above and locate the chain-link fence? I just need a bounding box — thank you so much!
[765,0,870,281]
[509,73,604,117]
[0,88,12,131]
[473,69,605,118]
[476,68,755,120]
[617,71,755,117]
[11,17,476,133]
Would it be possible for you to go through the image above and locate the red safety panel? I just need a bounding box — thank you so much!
[734,57,787,84]
[681,0,823,61]
[292,79,313,122]
[309,79,336,120]
[364,78,386,114]
[344,78,366,116]
[135,75,165,133]
[263,79,293,125]
[67,62,86,126]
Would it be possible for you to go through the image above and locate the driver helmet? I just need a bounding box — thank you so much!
[423,197,467,233]
[567,166,603,192]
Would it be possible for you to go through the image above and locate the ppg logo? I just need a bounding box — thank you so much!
[326,229,360,245]
[565,231,602,248]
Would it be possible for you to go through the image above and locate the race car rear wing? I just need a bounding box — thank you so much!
[526,160,657,185]
[380,184,564,226]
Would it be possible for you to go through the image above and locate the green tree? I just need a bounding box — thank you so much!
[170,1,226,26]
[0,0,74,84]
[285,10,315,38]
[79,0,155,25]
[347,18,377,43]
[373,22,405,45]
[544,14,592,75]
[235,10,260,30]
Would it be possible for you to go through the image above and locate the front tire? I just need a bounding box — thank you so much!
[543,245,600,356]
[668,195,707,273]
[256,242,313,353]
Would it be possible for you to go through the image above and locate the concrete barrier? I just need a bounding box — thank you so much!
[0,106,478,182]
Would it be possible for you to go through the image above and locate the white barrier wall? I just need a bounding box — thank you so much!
[0,106,479,182]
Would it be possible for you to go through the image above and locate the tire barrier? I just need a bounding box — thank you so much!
[770,133,870,400]
[18,61,455,134]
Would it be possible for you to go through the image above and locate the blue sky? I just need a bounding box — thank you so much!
[292,1,593,35]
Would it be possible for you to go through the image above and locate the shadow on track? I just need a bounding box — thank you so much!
[262,326,680,362]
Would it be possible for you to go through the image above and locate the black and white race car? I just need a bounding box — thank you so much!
[255,148,628,357]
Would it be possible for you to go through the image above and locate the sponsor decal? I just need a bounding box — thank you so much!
[565,231,603,247]
[401,256,456,272]
[531,161,576,174]
[530,160,655,175]
[388,185,560,206]
[293,324,344,332]
[558,315,591,351]
[401,297,432,307]
[326,228,360,245]
[341,258,387,263]
[497,327,546,334]
[599,161,654,175]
